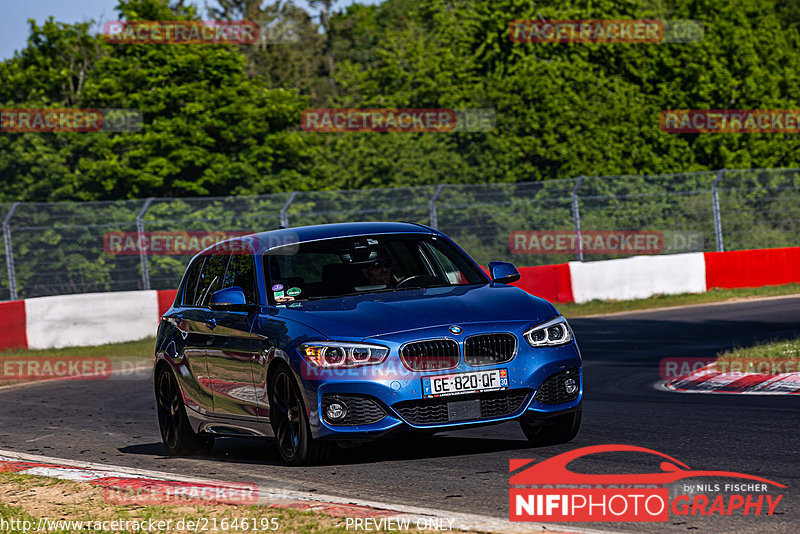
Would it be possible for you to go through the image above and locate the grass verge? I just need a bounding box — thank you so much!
[0,338,155,387]
[714,338,800,375]
[0,471,446,534]
[0,337,155,359]
[556,283,800,318]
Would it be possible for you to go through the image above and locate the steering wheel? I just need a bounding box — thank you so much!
[395,275,434,289]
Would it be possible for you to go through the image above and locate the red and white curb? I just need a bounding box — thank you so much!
[0,449,615,534]
[660,365,800,395]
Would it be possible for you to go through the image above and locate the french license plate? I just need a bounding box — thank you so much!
[422,369,508,398]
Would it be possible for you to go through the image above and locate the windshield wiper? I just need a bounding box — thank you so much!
[393,283,454,291]
[294,288,397,301]
[289,284,458,303]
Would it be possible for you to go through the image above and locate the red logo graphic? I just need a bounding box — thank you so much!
[510,444,785,522]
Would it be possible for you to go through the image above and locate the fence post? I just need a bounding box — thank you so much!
[137,198,154,290]
[712,168,725,252]
[280,191,298,228]
[571,176,585,262]
[429,184,445,229]
[3,202,20,300]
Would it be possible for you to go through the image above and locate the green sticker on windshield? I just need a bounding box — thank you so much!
[287,287,301,297]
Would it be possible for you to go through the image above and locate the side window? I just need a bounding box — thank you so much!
[223,252,258,304]
[385,240,431,279]
[196,254,230,307]
[424,242,467,284]
[181,256,205,306]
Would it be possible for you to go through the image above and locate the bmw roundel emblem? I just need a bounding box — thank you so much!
[449,325,463,335]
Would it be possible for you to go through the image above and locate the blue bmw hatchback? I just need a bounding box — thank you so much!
[154,222,582,465]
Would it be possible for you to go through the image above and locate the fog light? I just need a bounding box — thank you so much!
[326,402,347,421]
[564,378,578,395]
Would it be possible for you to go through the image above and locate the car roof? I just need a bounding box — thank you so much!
[207,222,436,254]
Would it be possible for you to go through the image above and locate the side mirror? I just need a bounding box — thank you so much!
[209,287,257,311]
[488,261,521,284]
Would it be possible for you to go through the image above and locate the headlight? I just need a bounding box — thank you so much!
[524,316,572,347]
[299,342,389,368]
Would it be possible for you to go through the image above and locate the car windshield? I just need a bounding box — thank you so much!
[263,233,487,303]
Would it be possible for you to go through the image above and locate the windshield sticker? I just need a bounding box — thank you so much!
[287,287,301,297]
[271,283,284,291]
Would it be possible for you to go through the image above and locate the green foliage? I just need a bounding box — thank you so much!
[0,0,314,202]
[2,0,800,200]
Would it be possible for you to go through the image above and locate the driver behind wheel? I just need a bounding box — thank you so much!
[360,257,393,286]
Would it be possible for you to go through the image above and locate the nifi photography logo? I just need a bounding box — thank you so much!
[509,444,785,522]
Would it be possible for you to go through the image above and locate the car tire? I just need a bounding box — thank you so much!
[520,407,582,446]
[269,366,333,466]
[156,367,215,456]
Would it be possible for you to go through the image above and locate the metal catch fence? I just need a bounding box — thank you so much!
[2,167,799,300]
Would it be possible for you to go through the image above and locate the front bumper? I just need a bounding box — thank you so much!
[295,342,583,440]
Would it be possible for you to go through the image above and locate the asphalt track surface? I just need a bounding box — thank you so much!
[1,296,799,533]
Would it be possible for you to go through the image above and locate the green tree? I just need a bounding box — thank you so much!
[0,0,316,201]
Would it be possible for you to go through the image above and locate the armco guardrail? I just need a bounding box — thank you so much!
[2,167,800,300]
